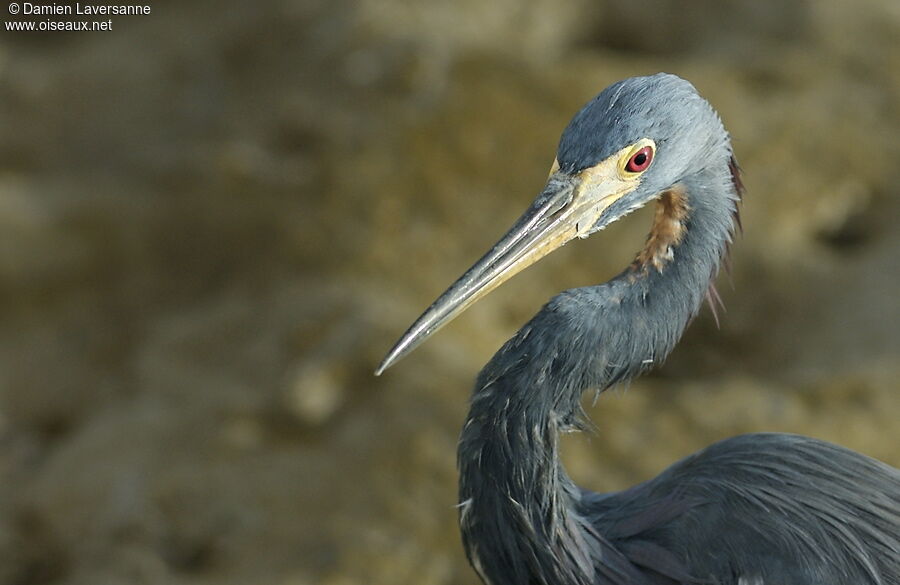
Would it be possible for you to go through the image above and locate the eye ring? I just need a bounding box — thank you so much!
[625,146,654,173]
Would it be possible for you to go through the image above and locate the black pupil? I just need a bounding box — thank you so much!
[633,152,647,166]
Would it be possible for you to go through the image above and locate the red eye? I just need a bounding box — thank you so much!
[625,146,653,173]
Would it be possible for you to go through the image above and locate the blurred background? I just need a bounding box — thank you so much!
[0,0,898,583]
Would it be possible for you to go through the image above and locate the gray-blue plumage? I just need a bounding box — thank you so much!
[380,73,900,585]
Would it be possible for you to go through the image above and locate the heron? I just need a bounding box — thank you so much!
[375,74,900,585]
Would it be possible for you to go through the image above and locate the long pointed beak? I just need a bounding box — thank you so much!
[376,165,637,375]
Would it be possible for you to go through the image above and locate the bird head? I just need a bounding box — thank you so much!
[376,73,732,375]
[554,73,730,234]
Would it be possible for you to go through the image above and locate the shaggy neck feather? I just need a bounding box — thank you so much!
[457,167,739,585]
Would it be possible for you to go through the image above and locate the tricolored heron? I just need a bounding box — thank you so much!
[376,74,900,585]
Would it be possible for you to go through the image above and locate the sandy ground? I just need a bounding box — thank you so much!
[0,1,898,584]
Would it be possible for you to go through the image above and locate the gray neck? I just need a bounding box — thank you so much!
[457,167,740,585]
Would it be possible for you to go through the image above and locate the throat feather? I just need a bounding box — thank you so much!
[633,187,689,273]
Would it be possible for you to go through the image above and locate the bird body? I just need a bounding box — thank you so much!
[585,433,898,585]
[378,74,900,585]
[461,423,899,585]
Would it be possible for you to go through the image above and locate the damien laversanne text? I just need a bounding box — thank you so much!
[21,3,151,15]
